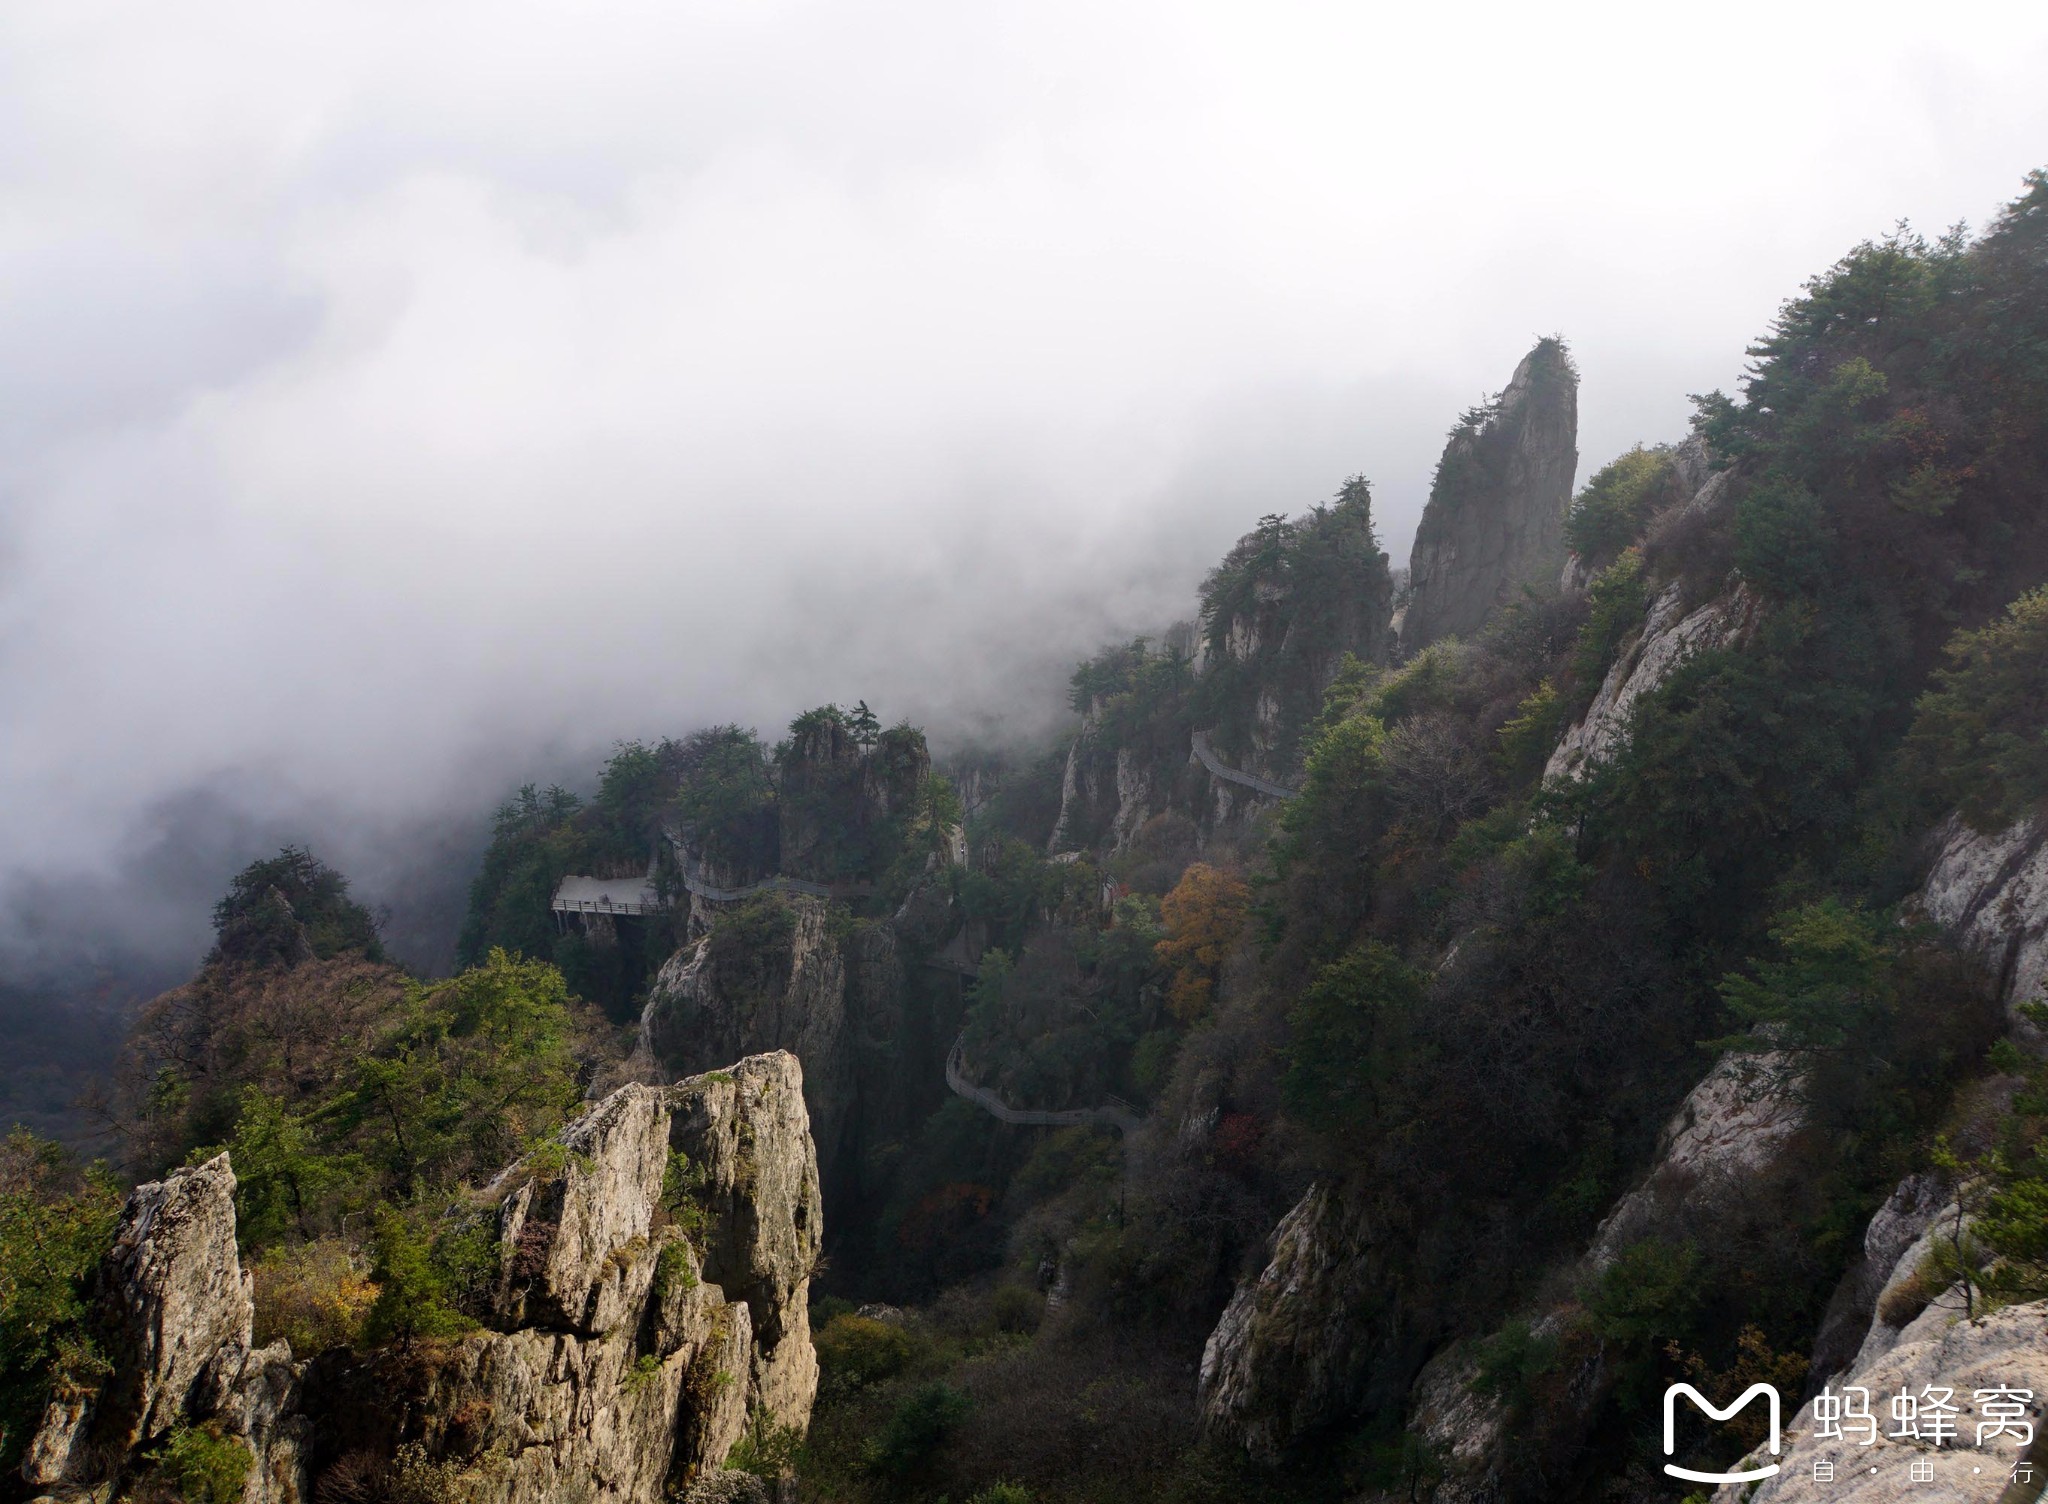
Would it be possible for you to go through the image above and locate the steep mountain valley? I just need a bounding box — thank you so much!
[5,171,2048,1504]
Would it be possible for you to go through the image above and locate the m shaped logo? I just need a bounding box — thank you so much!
[1663,1383,1783,1484]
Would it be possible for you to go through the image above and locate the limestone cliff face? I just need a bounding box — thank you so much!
[1585,1050,1805,1267]
[1044,711,1286,858]
[1696,823,2048,1504]
[667,1055,822,1425]
[22,1053,821,1504]
[1543,578,1762,784]
[1047,717,1189,856]
[1404,340,1579,654]
[640,894,934,1217]
[1397,810,2048,1497]
[1197,1182,1382,1461]
[1196,1042,1811,1477]
[645,900,855,1191]
[1400,1052,1809,1501]
[1917,814,2048,1019]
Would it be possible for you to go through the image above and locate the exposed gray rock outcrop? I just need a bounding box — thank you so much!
[1808,1174,1950,1383]
[1397,1050,1807,1498]
[23,1154,257,1493]
[1918,814,2048,1019]
[21,1054,821,1504]
[1047,710,1192,857]
[1586,1050,1804,1268]
[1404,339,1579,653]
[1543,579,1761,784]
[668,1053,822,1427]
[644,902,854,1192]
[681,1471,773,1504]
[1197,1181,1380,1460]
[641,896,925,1217]
[1716,1294,2048,1504]
[1407,1345,1506,1504]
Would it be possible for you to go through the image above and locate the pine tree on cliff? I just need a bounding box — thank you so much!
[1402,337,1580,654]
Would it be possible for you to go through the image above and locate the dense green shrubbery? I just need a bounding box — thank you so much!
[1563,447,1680,565]
[1902,585,2048,832]
[0,1131,122,1474]
[212,846,386,969]
[1567,547,1645,692]
[859,1381,973,1478]
[669,725,779,871]
[145,1423,254,1504]
[458,782,592,971]
[817,1312,922,1394]
[1280,943,1424,1139]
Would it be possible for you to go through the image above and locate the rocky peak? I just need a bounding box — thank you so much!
[1403,339,1580,653]
[492,1081,671,1334]
[778,720,930,883]
[20,1053,823,1504]
[668,1052,823,1426]
[23,1154,255,1491]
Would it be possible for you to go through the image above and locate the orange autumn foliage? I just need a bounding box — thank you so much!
[1154,862,1250,1022]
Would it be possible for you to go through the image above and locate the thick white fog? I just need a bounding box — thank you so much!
[4,0,2047,974]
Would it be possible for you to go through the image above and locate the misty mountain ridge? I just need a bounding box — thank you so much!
[5,171,2048,1504]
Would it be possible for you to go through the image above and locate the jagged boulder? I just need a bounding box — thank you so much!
[1808,1174,1949,1383]
[1584,1050,1804,1268]
[23,1153,256,1492]
[668,1052,823,1429]
[1197,1181,1380,1460]
[494,1082,671,1334]
[681,1471,772,1504]
[19,1054,822,1504]
[1404,339,1580,653]
[641,891,934,1224]
[1407,1345,1507,1504]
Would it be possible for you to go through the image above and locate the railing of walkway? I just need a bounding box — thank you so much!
[1190,730,1300,801]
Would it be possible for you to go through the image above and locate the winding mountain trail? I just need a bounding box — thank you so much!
[945,1035,1142,1137]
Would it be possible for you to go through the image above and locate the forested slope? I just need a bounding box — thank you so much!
[5,171,2048,1504]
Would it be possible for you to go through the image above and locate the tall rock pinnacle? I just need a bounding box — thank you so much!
[1402,338,1579,653]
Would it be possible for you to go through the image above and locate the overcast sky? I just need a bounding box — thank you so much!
[4,0,2047,974]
